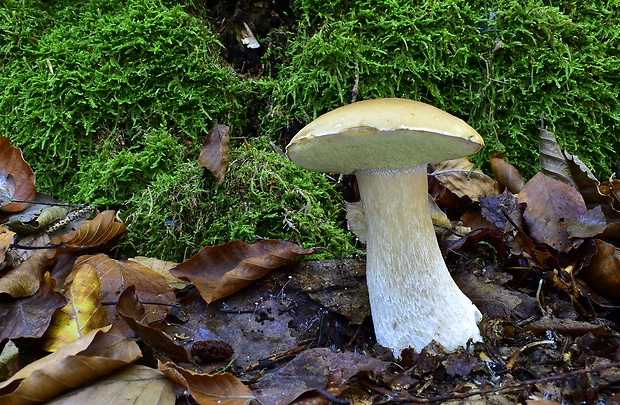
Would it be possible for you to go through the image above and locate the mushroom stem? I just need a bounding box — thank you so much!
[356,165,482,354]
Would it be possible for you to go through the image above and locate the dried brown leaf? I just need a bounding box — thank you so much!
[0,250,54,298]
[563,151,609,207]
[47,365,175,405]
[0,325,142,404]
[429,158,499,202]
[47,210,126,259]
[578,239,620,299]
[117,286,188,362]
[567,206,607,239]
[490,152,525,193]
[0,226,15,264]
[252,348,388,405]
[170,239,314,304]
[159,361,255,405]
[0,273,67,341]
[128,256,188,290]
[0,137,36,212]
[74,254,176,324]
[539,127,577,188]
[4,232,51,270]
[43,264,109,352]
[3,193,66,234]
[518,173,588,251]
[198,124,230,184]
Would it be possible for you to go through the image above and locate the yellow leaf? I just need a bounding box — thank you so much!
[43,264,109,352]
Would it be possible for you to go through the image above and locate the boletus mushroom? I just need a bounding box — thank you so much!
[286,98,484,355]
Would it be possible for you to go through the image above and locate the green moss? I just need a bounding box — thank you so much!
[0,0,246,194]
[0,0,355,261]
[267,0,620,178]
[122,137,355,262]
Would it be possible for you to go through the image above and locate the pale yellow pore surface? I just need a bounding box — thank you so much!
[357,165,482,354]
[286,98,484,175]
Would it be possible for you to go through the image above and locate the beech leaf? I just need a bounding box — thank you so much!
[252,348,389,405]
[47,365,175,405]
[3,193,67,235]
[0,250,54,298]
[0,325,142,404]
[0,137,36,212]
[74,254,176,325]
[0,273,67,341]
[429,158,499,202]
[170,239,314,304]
[47,210,126,258]
[489,152,525,193]
[43,263,109,352]
[117,286,188,362]
[518,173,588,251]
[567,206,607,239]
[128,256,188,290]
[579,239,620,299]
[198,123,230,184]
[159,361,255,405]
[539,127,577,188]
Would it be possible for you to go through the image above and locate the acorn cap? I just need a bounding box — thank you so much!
[286,98,484,174]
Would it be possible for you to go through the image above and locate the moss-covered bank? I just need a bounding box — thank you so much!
[269,0,620,176]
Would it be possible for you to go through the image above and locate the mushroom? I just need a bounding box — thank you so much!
[286,98,484,355]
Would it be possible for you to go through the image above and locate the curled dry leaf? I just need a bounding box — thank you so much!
[47,365,175,405]
[47,210,126,259]
[16,205,70,235]
[159,361,255,405]
[74,254,176,325]
[170,239,315,304]
[0,325,142,404]
[563,151,609,207]
[429,158,499,202]
[43,263,109,352]
[490,152,525,193]
[539,127,577,188]
[3,192,66,234]
[117,286,188,362]
[0,273,67,341]
[199,123,230,184]
[0,249,54,298]
[0,136,36,212]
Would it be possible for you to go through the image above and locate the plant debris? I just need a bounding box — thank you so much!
[2,115,620,404]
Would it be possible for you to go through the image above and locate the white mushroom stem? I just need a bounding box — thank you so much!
[356,165,482,354]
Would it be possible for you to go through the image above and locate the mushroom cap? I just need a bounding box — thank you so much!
[286,98,484,174]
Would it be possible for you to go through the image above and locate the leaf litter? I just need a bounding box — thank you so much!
[2,126,620,404]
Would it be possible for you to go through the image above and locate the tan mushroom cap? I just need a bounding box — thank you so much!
[286,98,484,174]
